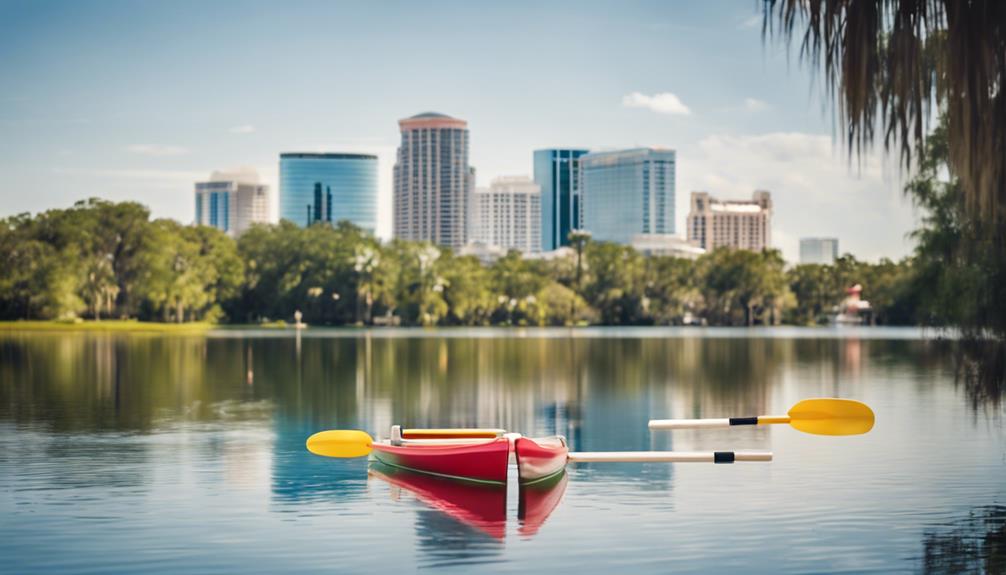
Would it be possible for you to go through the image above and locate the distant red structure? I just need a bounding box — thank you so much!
[833,284,874,325]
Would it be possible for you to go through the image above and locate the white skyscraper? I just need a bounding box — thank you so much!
[471,176,541,253]
[194,169,269,237]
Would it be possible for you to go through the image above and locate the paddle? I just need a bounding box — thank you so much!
[648,398,875,436]
[307,430,774,464]
[306,429,505,458]
[566,451,771,463]
[402,428,504,439]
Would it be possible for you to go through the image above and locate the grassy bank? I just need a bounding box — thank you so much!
[0,320,215,333]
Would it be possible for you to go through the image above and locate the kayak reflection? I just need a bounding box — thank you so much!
[518,470,569,537]
[368,461,568,541]
[369,461,507,539]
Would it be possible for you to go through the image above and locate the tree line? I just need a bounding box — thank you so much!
[2,197,929,327]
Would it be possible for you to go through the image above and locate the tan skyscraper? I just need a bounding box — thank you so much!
[687,190,772,251]
[393,112,474,248]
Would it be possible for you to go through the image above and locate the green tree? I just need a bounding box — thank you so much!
[439,254,493,325]
[644,256,700,325]
[139,221,243,322]
[906,118,1003,334]
[582,242,647,324]
[698,248,791,326]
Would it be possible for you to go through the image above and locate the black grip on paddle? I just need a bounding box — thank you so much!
[729,417,758,426]
[713,452,735,464]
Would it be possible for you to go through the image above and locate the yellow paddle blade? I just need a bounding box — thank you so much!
[787,398,875,436]
[306,430,374,458]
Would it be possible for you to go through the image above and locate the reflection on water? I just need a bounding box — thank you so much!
[920,505,1006,574]
[954,339,1006,411]
[0,328,1003,574]
[369,462,508,568]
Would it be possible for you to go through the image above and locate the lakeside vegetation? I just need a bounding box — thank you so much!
[0,320,215,333]
[1,197,926,328]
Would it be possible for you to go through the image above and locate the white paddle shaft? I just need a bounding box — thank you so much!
[389,438,499,446]
[567,451,772,463]
[648,418,732,430]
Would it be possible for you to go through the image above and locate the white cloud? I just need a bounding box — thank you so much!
[126,144,189,157]
[738,14,762,30]
[676,132,917,262]
[622,92,692,116]
[229,124,256,134]
[744,97,769,112]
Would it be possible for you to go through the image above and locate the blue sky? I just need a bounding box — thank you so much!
[0,0,918,260]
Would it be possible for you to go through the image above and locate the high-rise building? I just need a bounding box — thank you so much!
[580,148,676,244]
[194,169,269,237]
[800,237,839,264]
[393,112,474,248]
[279,153,377,232]
[533,148,589,251]
[687,191,772,251]
[471,176,541,254]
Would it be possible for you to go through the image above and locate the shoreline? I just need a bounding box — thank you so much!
[0,321,952,340]
[0,320,216,333]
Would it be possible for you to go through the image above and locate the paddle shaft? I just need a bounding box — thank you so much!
[567,451,772,463]
[401,428,505,439]
[392,438,500,446]
[648,416,789,430]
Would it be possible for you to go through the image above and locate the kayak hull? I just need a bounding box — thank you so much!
[514,436,569,484]
[370,437,510,485]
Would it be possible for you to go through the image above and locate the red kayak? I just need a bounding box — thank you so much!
[514,436,569,484]
[369,437,511,485]
[368,431,568,485]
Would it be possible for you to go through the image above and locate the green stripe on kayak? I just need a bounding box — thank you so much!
[369,452,507,486]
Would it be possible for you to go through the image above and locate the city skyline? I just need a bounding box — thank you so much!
[0,0,918,262]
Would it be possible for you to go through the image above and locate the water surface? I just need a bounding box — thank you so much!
[1,328,1003,573]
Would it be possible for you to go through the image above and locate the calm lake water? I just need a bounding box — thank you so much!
[1,327,1003,574]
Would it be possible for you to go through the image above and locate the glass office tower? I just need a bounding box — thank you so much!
[581,148,676,245]
[279,153,378,232]
[533,148,589,251]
